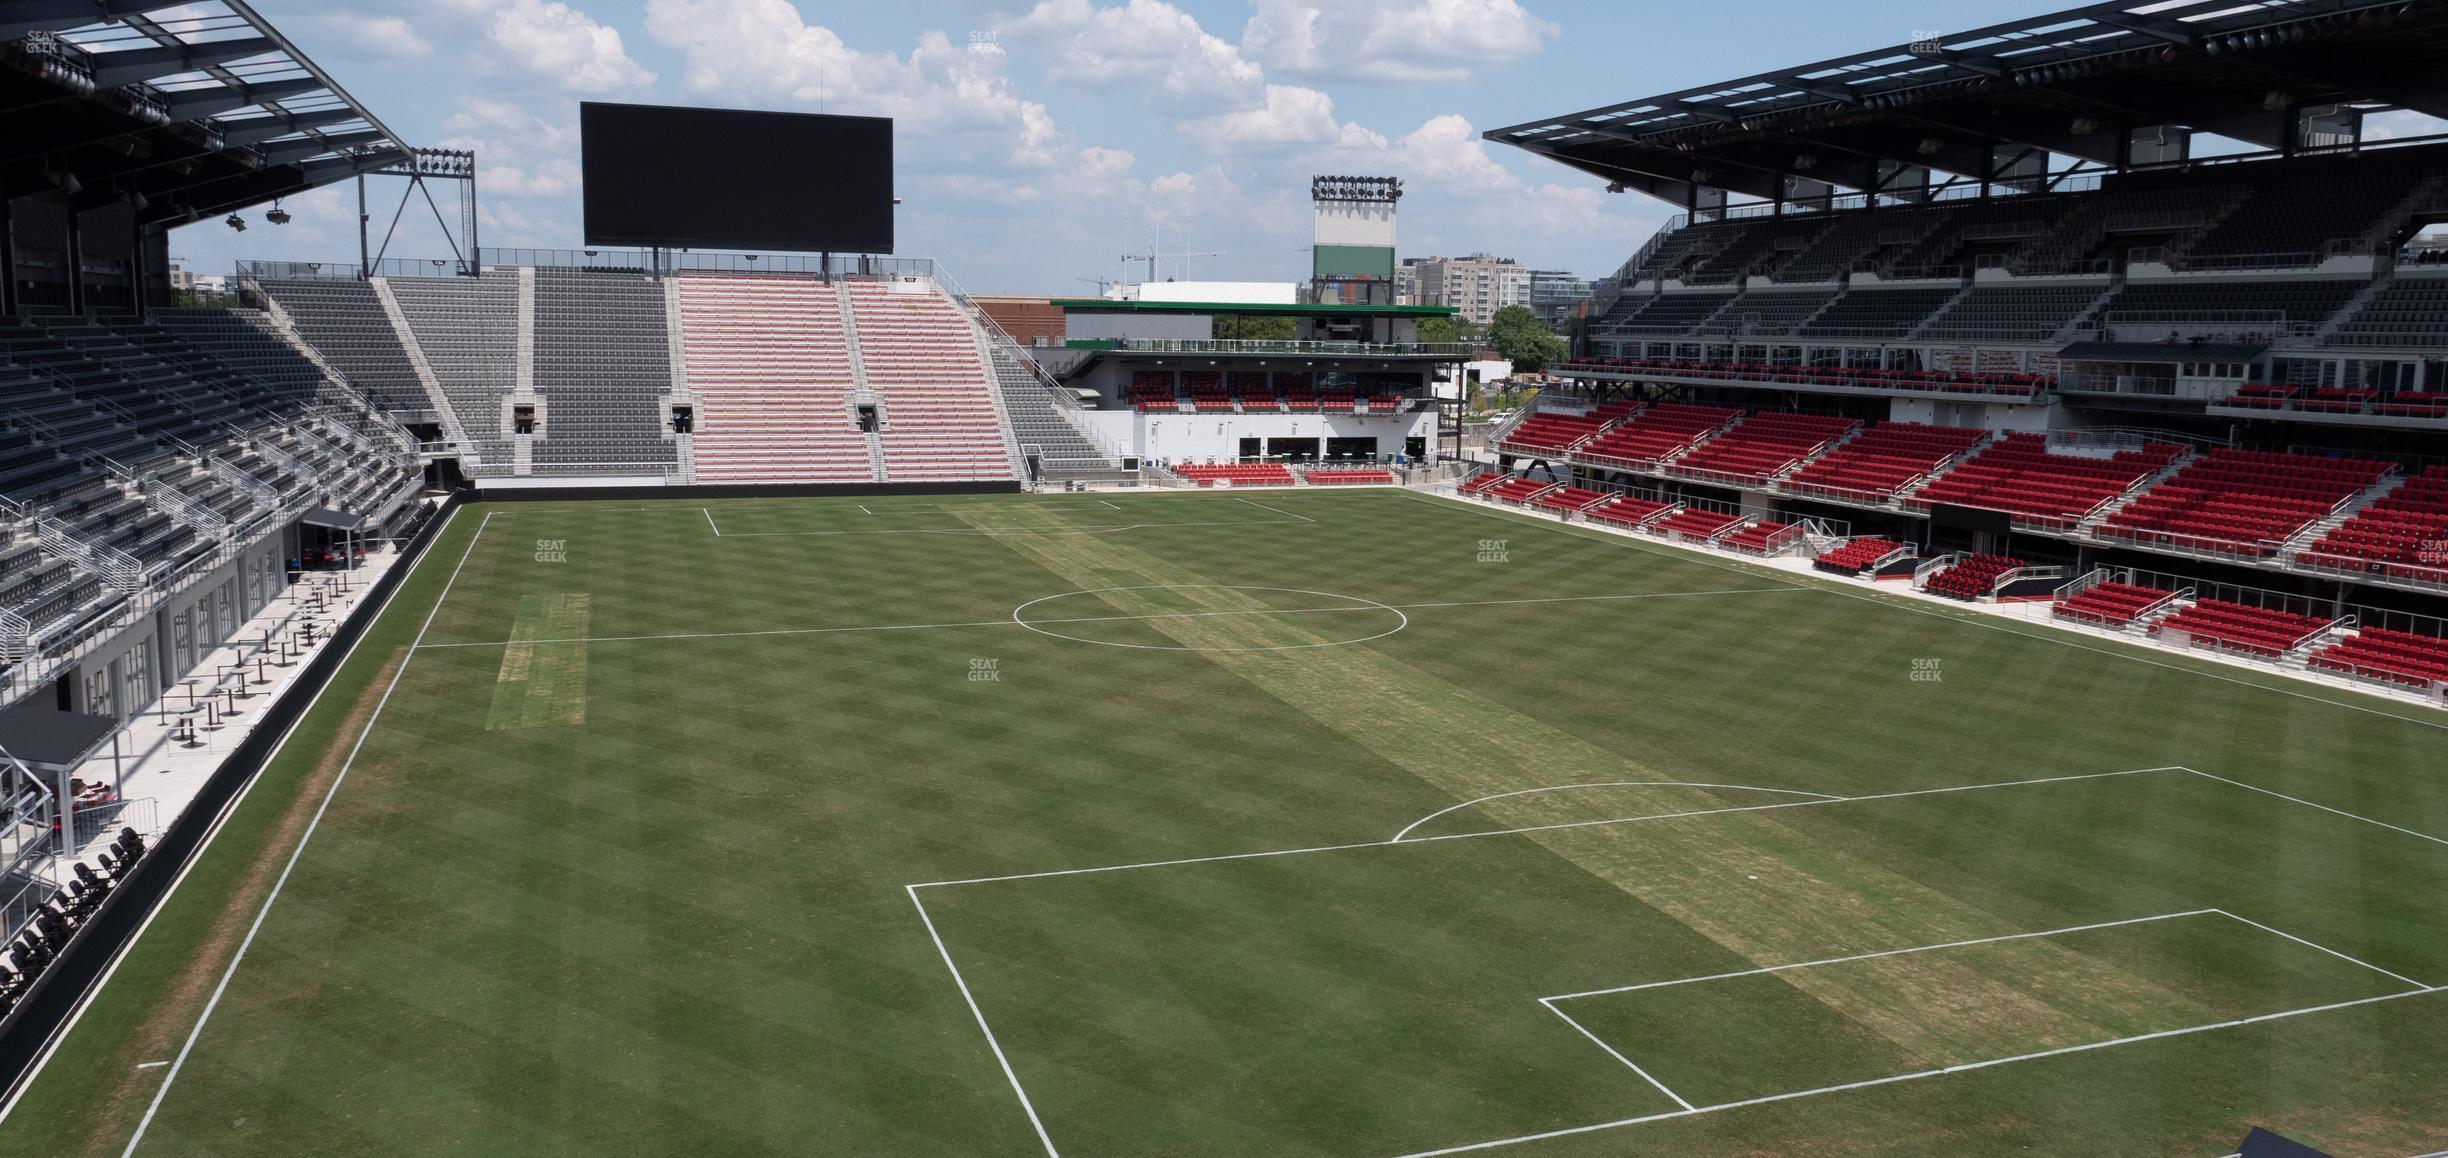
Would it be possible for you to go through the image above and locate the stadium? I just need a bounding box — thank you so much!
[0,1,2445,1155]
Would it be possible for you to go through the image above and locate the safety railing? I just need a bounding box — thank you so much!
[1104,338,1475,356]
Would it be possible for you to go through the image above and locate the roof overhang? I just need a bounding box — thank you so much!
[1488,1,2448,209]
[1,0,416,224]
[2060,339,2270,361]
[1051,300,1458,317]
[299,506,368,532]
[0,702,120,772]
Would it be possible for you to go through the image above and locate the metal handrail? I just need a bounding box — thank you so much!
[1105,338,1475,356]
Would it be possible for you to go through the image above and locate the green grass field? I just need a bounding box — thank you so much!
[10,488,2448,1157]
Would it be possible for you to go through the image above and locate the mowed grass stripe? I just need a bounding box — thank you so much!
[13,492,2445,1158]
[950,504,2230,1082]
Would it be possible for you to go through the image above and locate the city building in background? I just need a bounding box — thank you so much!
[1525,268,1592,327]
[1407,254,1530,325]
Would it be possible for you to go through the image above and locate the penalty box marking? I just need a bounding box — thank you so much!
[1538,908,2435,1115]
[1498,905,2438,1150]
[907,766,2448,1158]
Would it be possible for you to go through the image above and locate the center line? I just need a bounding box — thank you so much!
[412,588,1800,650]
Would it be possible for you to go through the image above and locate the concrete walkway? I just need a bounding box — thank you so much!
[49,546,411,879]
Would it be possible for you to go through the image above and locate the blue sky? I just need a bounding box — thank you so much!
[176,0,2083,292]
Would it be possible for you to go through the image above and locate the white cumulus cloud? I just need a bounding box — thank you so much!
[322,14,433,59]
[1242,0,1557,82]
[436,97,581,197]
[443,0,655,92]
[1002,0,1265,113]
[645,0,1069,170]
[1077,145,1136,181]
[1186,84,1381,151]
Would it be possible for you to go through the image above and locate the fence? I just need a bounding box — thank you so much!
[461,462,684,480]
[241,252,941,281]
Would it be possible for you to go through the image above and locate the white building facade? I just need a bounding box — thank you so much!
[1409,254,1530,325]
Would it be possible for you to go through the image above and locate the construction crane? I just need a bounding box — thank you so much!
[1119,222,1224,283]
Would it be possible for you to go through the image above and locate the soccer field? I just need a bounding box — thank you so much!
[11,488,2448,1157]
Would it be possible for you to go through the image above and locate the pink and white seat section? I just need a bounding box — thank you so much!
[676,273,873,482]
[843,281,1016,482]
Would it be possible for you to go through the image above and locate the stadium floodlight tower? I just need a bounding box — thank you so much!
[1309,175,1401,306]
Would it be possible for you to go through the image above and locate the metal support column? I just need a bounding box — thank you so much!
[129,213,149,319]
[64,210,83,315]
[0,196,15,316]
[55,765,73,864]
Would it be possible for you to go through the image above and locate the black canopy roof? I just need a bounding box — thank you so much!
[0,701,119,772]
[1488,1,2448,208]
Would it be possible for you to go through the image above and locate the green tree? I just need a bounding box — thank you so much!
[1213,314,1296,341]
[1417,315,1485,346]
[1486,305,1566,373]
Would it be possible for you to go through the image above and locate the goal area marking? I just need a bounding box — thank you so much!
[906,765,2448,1158]
[1531,908,2435,1128]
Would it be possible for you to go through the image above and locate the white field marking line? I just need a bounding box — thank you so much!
[905,886,1060,1157]
[119,511,497,1158]
[1545,910,2220,1002]
[707,517,1296,538]
[1537,998,1696,1112]
[1389,491,1814,591]
[908,767,2183,890]
[409,587,1800,650]
[1008,584,1410,654]
[1398,985,2448,1157]
[859,504,872,515]
[0,527,463,1130]
[1391,781,1843,843]
[131,1062,169,1070]
[2209,909,2437,990]
[488,494,1295,518]
[703,507,720,537]
[1231,495,1316,523]
[1395,588,1796,611]
[414,616,1016,649]
[2181,767,2448,850]
[1402,490,2448,732]
[845,499,1152,514]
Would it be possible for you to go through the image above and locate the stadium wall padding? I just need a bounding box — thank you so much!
[468,479,1024,502]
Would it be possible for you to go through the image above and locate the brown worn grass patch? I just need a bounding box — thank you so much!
[59,646,410,1158]
[963,505,2213,1066]
[485,593,590,730]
